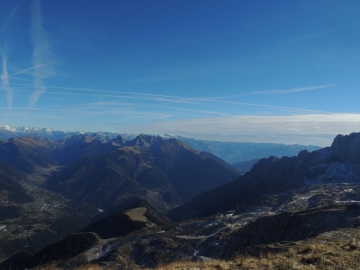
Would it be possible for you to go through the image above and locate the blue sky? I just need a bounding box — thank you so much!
[1,0,360,146]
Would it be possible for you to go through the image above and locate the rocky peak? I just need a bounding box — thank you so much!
[126,134,164,148]
[62,134,94,145]
[251,156,279,170]
[246,155,303,189]
[160,138,188,149]
[297,149,309,159]
[331,133,360,163]
[109,135,127,146]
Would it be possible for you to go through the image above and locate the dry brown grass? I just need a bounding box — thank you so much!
[138,237,360,270]
[37,228,360,270]
[76,263,103,270]
[36,263,102,270]
[125,207,148,222]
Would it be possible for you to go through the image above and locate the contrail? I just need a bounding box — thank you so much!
[1,54,13,110]
[194,98,325,114]
[14,87,325,114]
[8,47,97,78]
[211,84,334,100]
[250,84,333,95]
[0,2,21,34]
[8,63,49,78]
[29,0,55,108]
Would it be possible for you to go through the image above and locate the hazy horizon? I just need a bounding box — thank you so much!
[0,122,338,147]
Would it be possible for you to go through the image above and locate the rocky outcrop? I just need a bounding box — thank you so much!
[124,134,163,148]
[331,133,360,163]
[208,204,360,259]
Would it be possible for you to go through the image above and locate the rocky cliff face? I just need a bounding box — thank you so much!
[331,133,360,163]
[299,133,360,183]
[170,132,360,221]
[169,155,305,221]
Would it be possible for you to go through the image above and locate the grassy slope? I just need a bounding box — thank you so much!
[125,207,148,222]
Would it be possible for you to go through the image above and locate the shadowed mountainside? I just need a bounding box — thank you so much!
[91,197,171,224]
[80,199,170,239]
[47,135,239,210]
[0,137,59,173]
[0,162,33,204]
[0,232,101,270]
[169,133,360,221]
[0,134,128,173]
[232,158,260,174]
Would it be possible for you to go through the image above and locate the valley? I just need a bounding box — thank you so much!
[0,1,357,268]
[0,132,359,269]
[0,166,99,261]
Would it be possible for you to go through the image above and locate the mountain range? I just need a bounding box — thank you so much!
[0,133,239,210]
[1,130,360,269]
[47,134,239,210]
[0,124,321,167]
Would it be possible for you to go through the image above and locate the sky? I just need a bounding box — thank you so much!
[0,0,360,146]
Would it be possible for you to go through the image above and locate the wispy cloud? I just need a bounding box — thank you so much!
[29,0,55,107]
[1,54,13,110]
[0,1,21,34]
[11,83,201,104]
[194,84,333,101]
[285,28,339,44]
[250,84,333,95]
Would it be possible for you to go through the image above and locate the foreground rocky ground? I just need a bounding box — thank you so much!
[30,209,360,269]
[3,182,359,269]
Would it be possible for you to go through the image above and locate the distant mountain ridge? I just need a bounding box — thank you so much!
[175,136,321,164]
[0,124,136,141]
[1,125,321,166]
